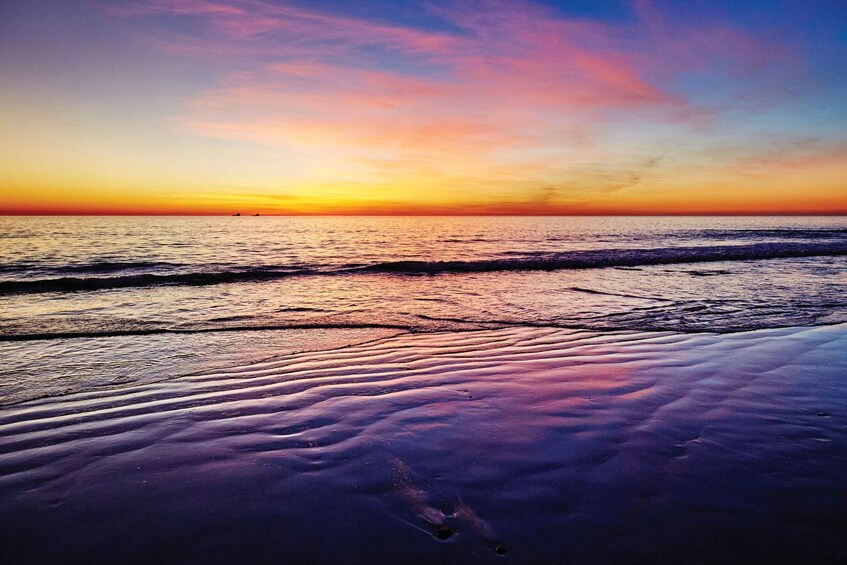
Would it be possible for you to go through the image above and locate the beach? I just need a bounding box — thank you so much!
[2,323,846,563]
[5,0,847,560]
[2,216,847,563]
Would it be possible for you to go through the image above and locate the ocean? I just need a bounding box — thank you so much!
[2,216,846,404]
[4,216,847,338]
[2,216,847,563]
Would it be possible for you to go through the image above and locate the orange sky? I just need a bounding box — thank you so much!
[1,0,846,215]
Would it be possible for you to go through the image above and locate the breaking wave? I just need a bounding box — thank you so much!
[2,241,847,295]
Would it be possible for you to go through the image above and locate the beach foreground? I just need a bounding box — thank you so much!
[2,324,846,563]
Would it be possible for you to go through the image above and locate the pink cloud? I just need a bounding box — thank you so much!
[144,0,673,151]
[120,0,458,54]
[436,0,666,106]
[123,0,669,109]
[119,0,806,191]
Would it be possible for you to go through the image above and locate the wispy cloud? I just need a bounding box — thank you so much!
[84,0,847,212]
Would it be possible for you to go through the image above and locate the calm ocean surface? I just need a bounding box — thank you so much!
[2,215,846,404]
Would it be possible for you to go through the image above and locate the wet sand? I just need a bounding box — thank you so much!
[1,324,846,563]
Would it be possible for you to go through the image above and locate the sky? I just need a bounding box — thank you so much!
[1,0,846,215]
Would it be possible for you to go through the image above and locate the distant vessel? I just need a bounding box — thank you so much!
[253,213,260,216]
[232,212,240,216]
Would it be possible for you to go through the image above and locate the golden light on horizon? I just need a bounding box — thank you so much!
[1,0,845,215]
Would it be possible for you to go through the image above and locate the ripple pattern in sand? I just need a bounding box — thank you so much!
[1,325,847,563]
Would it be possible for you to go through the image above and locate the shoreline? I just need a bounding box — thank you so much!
[4,316,847,342]
[2,323,846,562]
[3,321,847,407]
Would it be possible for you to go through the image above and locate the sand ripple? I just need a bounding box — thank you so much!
[1,325,846,563]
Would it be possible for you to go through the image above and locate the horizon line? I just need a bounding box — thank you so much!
[2,213,847,218]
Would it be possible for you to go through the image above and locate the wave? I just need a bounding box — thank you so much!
[2,241,846,296]
[681,228,847,240]
[56,260,184,274]
[568,287,674,301]
[0,322,415,342]
[0,260,184,275]
[4,310,847,342]
[353,241,847,274]
[0,263,37,273]
[0,266,310,295]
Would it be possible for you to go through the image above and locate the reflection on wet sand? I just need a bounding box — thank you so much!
[1,324,846,563]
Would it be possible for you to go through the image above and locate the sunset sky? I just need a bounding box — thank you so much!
[1,0,846,215]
